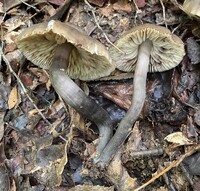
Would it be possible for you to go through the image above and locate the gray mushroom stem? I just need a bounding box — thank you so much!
[95,40,152,166]
[49,43,113,154]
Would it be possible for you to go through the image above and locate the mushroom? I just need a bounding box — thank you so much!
[182,0,200,19]
[95,23,185,165]
[16,20,115,154]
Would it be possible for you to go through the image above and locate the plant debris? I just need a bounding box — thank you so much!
[1,0,200,190]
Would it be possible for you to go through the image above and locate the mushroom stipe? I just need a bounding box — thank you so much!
[16,20,115,155]
[50,43,113,153]
[94,24,185,167]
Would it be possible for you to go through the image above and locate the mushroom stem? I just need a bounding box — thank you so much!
[49,43,113,154]
[95,40,152,165]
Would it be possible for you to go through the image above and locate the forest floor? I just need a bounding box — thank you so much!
[1,0,200,190]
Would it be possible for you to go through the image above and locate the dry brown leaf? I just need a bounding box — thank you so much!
[108,151,138,190]
[48,0,65,6]
[194,108,200,126]
[186,37,200,65]
[31,143,68,186]
[3,31,19,44]
[3,17,26,33]
[95,83,132,110]
[20,72,34,87]
[28,67,49,84]
[99,5,113,17]
[88,0,107,7]
[9,179,17,191]
[2,0,28,12]
[164,132,193,146]
[27,109,45,119]
[112,0,132,12]
[8,86,19,109]
[134,0,146,8]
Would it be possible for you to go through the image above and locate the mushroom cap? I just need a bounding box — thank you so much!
[109,24,185,73]
[16,20,115,81]
[182,0,200,19]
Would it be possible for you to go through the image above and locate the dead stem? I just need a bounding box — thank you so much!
[135,143,200,191]
[159,0,167,28]
[19,0,40,12]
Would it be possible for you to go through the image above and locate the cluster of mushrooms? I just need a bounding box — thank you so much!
[16,20,185,167]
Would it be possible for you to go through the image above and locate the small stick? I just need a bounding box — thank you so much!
[126,148,163,158]
[19,0,40,12]
[159,0,167,28]
[135,143,200,191]
[134,160,179,191]
[132,0,143,25]
[159,164,177,191]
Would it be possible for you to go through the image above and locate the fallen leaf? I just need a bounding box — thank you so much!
[134,0,146,8]
[112,0,132,12]
[0,143,10,190]
[88,0,108,7]
[192,27,200,38]
[164,132,193,145]
[28,139,68,187]
[48,0,65,6]
[20,72,34,87]
[194,108,200,126]
[183,152,200,176]
[8,86,19,109]
[3,16,26,33]
[0,2,3,14]
[2,0,28,12]
[99,4,113,17]
[186,37,200,64]
[28,67,49,83]
[108,151,138,190]
[0,112,5,141]
[95,83,132,110]
[0,163,10,191]
[3,31,19,44]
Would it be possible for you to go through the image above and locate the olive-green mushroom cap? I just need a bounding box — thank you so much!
[109,24,185,73]
[16,20,115,81]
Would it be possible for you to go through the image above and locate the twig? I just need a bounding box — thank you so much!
[84,0,124,54]
[180,163,194,186]
[19,0,40,12]
[132,0,143,25]
[134,160,179,191]
[1,49,52,127]
[127,148,163,158]
[159,165,177,191]
[171,23,182,34]
[134,143,200,191]
[159,0,167,28]
[23,6,47,25]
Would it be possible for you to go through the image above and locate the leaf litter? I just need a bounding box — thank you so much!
[0,0,200,190]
